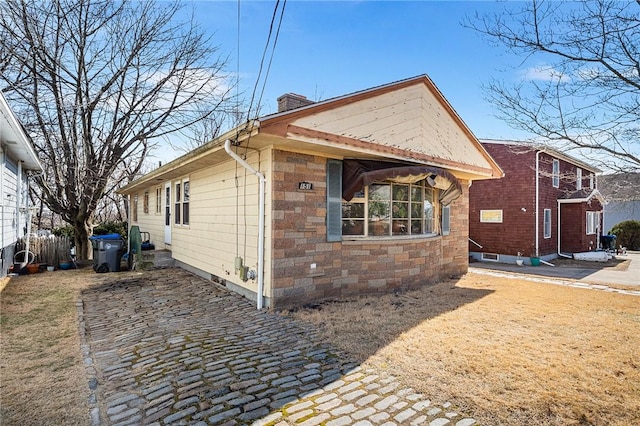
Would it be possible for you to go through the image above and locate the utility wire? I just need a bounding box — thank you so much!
[245,0,286,125]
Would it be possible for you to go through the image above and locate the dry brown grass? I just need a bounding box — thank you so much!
[286,273,640,426]
[0,270,92,426]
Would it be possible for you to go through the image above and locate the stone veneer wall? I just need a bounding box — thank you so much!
[271,149,469,308]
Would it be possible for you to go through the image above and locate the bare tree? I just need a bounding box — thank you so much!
[1,0,233,259]
[468,0,640,172]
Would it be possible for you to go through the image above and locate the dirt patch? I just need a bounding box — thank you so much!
[0,269,94,426]
[552,256,630,270]
[286,272,640,426]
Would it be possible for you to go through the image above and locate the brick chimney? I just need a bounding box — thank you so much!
[277,93,314,113]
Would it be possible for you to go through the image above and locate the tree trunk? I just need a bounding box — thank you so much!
[73,219,93,261]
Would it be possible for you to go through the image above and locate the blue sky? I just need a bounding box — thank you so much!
[161,0,540,160]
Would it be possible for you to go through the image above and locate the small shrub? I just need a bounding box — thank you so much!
[93,221,128,239]
[610,220,640,250]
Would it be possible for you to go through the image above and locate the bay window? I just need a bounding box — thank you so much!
[342,180,439,237]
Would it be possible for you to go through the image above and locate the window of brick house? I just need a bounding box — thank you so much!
[576,168,582,190]
[544,209,552,238]
[552,159,560,188]
[586,211,599,235]
[342,180,439,237]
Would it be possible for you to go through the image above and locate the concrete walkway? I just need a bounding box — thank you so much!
[78,268,476,426]
[469,250,640,296]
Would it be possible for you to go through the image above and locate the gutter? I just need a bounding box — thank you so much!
[224,139,266,310]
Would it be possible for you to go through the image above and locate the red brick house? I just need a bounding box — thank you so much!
[469,140,605,265]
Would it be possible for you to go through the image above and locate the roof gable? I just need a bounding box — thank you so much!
[261,75,502,178]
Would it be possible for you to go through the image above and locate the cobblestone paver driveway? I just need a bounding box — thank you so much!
[79,268,476,426]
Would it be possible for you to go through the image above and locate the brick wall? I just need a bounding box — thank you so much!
[470,143,602,258]
[271,149,469,308]
[469,144,537,256]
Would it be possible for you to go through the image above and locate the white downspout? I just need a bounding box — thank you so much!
[17,161,22,244]
[535,151,540,257]
[224,139,265,310]
[557,200,563,257]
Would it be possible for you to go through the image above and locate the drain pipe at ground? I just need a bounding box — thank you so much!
[224,139,265,310]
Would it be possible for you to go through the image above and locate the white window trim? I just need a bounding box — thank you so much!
[543,208,552,239]
[576,168,582,190]
[182,178,190,226]
[173,178,190,226]
[481,253,499,262]
[552,159,560,188]
[586,211,599,235]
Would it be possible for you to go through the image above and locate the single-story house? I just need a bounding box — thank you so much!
[118,75,503,308]
[0,92,44,276]
[469,139,605,265]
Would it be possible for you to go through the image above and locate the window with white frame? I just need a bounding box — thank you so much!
[586,211,599,235]
[576,168,582,190]
[544,209,552,238]
[182,180,190,225]
[174,182,181,225]
[143,191,149,214]
[589,173,594,189]
[341,180,439,237]
[173,179,189,226]
[552,159,560,188]
[132,195,138,222]
[155,187,162,214]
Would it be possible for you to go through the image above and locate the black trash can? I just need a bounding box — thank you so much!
[90,234,124,273]
[600,234,616,251]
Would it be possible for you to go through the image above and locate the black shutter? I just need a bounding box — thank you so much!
[326,159,343,242]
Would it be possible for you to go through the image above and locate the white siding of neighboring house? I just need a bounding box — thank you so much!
[1,151,30,273]
[604,201,640,234]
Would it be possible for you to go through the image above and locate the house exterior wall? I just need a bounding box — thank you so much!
[560,203,602,253]
[1,151,30,276]
[270,149,469,308]
[131,186,165,249]
[130,149,273,304]
[469,145,537,259]
[469,142,601,262]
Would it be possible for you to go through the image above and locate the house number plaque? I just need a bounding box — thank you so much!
[298,182,313,190]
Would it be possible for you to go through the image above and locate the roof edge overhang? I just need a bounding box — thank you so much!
[282,124,499,180]
[117,121,259,194]
[0,92,43,171]
[558,189,608,205]
[481,139,602,174]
